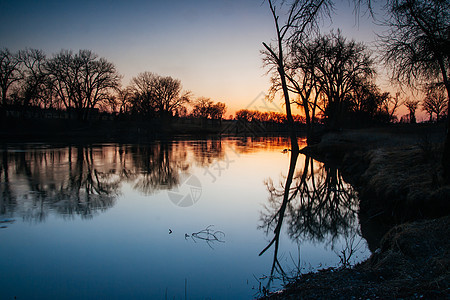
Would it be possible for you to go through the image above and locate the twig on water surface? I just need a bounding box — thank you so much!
[184,225,225,249]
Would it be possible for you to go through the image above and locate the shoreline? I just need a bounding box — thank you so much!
[262,124,450,299]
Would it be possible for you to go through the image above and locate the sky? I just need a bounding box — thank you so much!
[1,0,408,118]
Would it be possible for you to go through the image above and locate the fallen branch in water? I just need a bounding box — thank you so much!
[185,225,225,249]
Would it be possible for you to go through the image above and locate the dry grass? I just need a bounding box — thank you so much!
[305,124,450,222]
[359,143,450,222]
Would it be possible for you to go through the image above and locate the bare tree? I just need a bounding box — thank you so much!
[114,87,133,115]
[77,50,121,117]
[313,30,376,128]
[379,0,450,178]
[422,84,447,122]
[404,98,420,123]
[191,97,213,119]
[191,97,226,120]
[210,102,226,120]
[381,91,401,122]
[46,49,120,119]
[129,72,190,119]
[349,79,388,119]
[380,0,449,98]
[0,48,22,106]
[18,48,50,108]
[152,75,190,118]
[266,34,322,141]
[129,71,158,117]
[262,0,334,151]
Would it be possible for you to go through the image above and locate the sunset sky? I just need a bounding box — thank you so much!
[1,0,400,117]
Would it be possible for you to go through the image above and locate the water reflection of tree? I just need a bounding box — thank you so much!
[0,146,120,221]
[191,139,225,167]
[0,147,16,216]
[259,150,360,289]
[129,142,190,195]
[0,140,229,222]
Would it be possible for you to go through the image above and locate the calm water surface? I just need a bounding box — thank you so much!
[0,137,370,299]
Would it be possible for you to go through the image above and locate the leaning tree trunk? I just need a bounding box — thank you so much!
[439,60,450,182]
[443,102,450,182]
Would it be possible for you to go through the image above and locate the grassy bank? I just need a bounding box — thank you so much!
[302,123,450,223]
[263,123,450,299]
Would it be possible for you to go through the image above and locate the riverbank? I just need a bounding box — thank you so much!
[262,123,450,299]
[0,117,305,143]
[303,123,450,224]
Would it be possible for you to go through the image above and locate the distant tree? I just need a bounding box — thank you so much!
[0,48,22,106]
[191,97,213,119]
[191,97,226,123]
[129,72,158,117]
[209,102,227,120]
[129,72,190,119]
[46,50,120,119]
[235,109,254,122]
[422,84,447,122]
[152,75,191,118]
[349,80,384,117]
[115,87,133,115]
[234,109,298,124]
[404,99,420,124]
[18,48,49,108]
[380,92,401,122]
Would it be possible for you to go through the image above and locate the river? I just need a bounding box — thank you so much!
[0,137,370,299]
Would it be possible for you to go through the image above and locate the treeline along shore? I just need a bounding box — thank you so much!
[0,106,309,142]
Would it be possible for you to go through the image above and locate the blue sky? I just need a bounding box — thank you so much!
[1,0,383,115]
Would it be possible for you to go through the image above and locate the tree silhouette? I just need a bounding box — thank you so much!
[268,30,376,134]
[129,71,190,119]
[262,0,333,151]
[404,99,420,123]
[422,84,448,122]
[0,48,22,107]
[18,48,49,108]
[191,97,213,119]
[46,49,120,120]
[308,30,375,128]
[379,0,450,178]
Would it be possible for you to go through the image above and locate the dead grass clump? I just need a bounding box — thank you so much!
[367,216,450,285]
[359,144,448,221]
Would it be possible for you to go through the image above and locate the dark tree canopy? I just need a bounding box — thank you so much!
[0,48,22,106]
[191,97,226,120]
[46,49,120,119]
[129,72,190,118]
[422,84,447,121]
[380,0,450,92]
